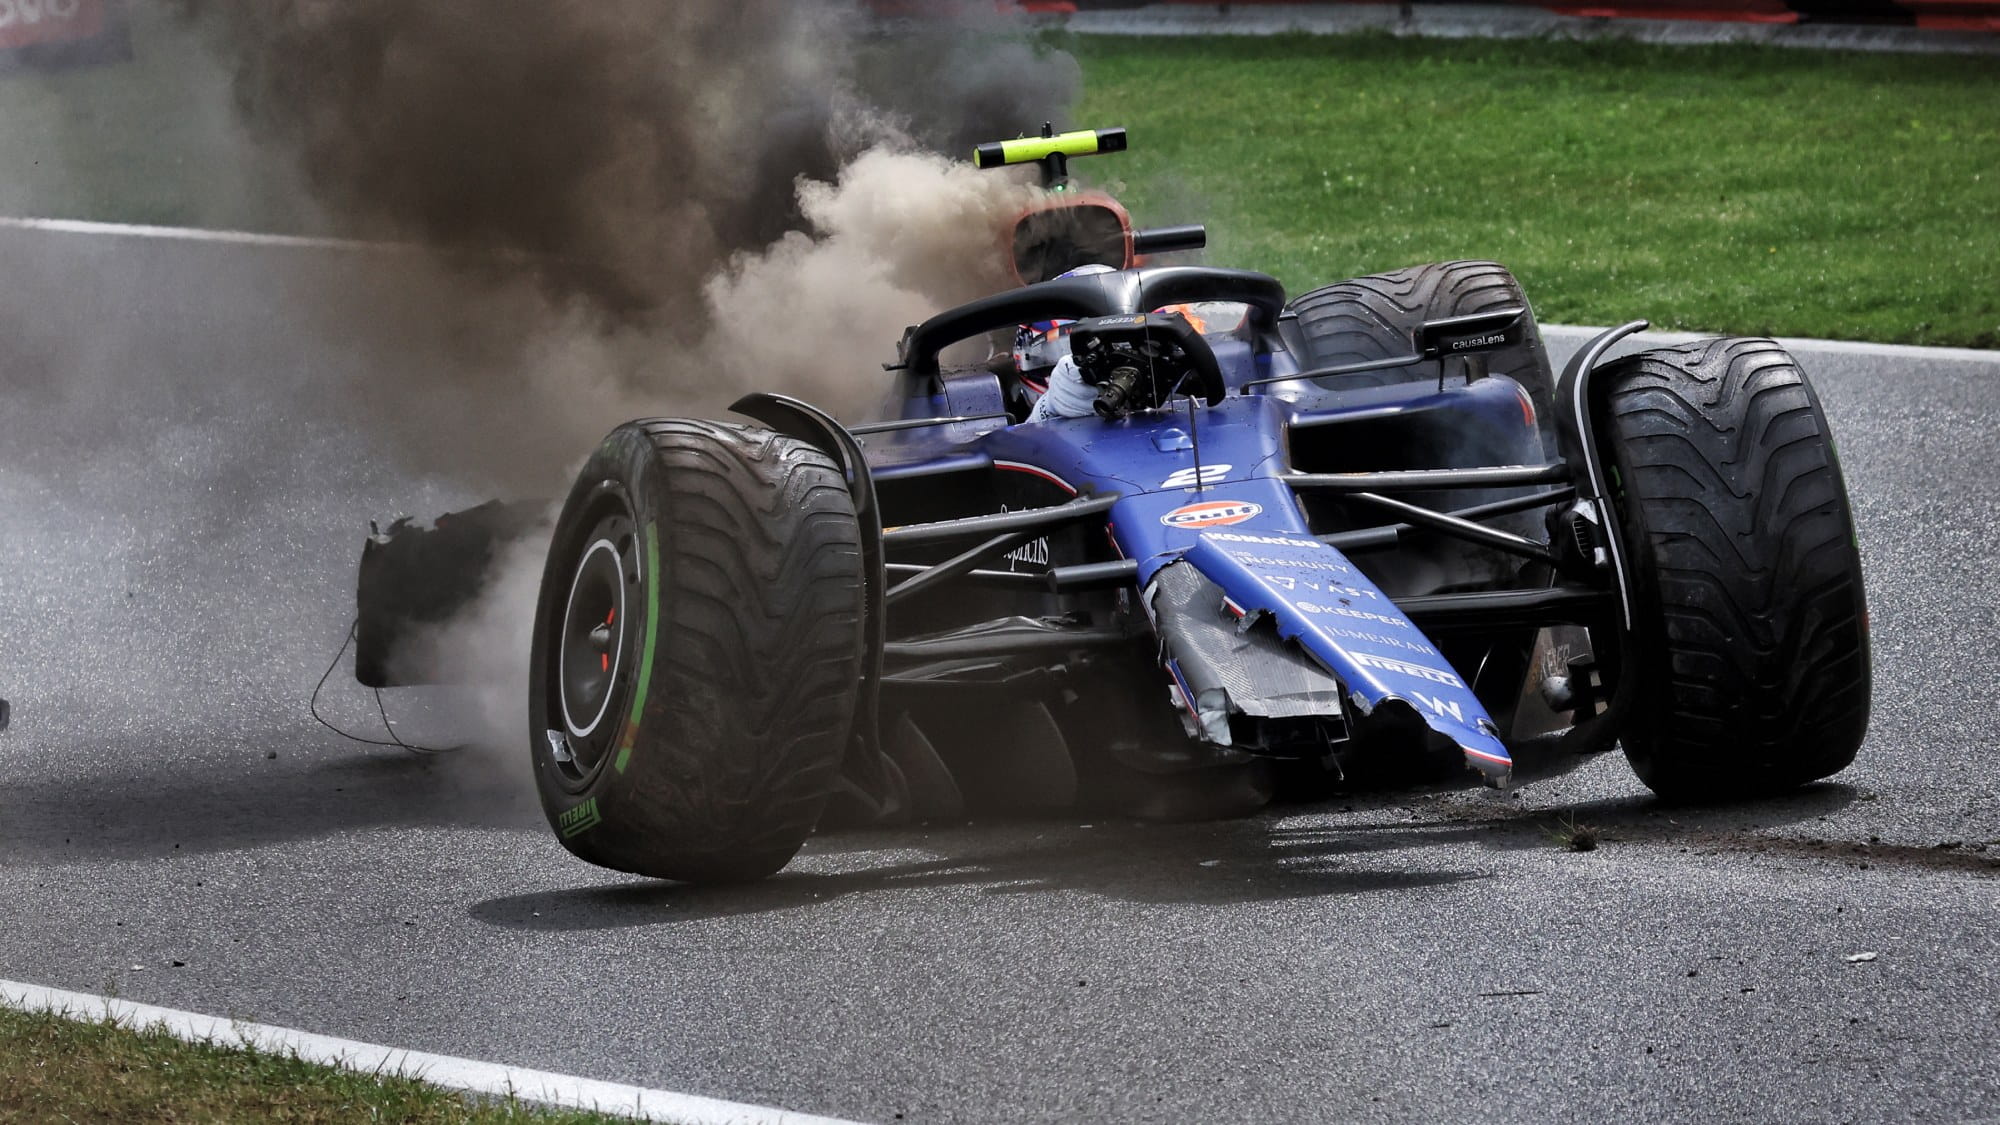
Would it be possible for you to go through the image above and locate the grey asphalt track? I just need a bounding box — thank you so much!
[1,227,1996,1124]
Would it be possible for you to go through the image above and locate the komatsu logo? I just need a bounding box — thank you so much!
[1352,651,1465,687]
[1207,530,1318,549]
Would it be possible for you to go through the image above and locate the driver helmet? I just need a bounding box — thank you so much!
[1012,263,1118,380]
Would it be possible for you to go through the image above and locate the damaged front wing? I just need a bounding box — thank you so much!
[354,499,545,687]
[1175,529,1514,784]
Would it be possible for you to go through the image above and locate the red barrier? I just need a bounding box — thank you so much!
[1900,0,2000,29]
[1544,1,1798,21]
[0,0,105,50]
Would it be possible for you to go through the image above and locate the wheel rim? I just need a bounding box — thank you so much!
[547,506,640,784]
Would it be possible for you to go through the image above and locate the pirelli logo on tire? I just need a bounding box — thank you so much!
[1161,500,1262,529]
[558,797,602,839]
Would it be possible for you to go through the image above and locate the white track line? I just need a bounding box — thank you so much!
[0,979,867,1125]
[1541,325,2000,368]
[0,215,421,254]
[4,214,1994,366]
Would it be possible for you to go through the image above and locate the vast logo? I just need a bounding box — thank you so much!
[1161,500,1262,528]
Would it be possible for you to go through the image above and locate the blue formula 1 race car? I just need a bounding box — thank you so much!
[354,258,1872,882]
[352,145,1870,884]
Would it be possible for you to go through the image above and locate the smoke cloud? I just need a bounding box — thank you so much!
[175,1,1076,321]
[155,0,1081,487]
[0,3,1083,754]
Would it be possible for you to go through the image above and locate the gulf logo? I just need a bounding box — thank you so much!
[1160,500,1263,529]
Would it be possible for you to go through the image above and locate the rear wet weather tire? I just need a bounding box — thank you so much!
[1597,338,1871,800]
[1286,259,1555,429]
[528,419,865,881]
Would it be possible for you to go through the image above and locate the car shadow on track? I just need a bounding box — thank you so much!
[465,782,1861,933]
[0,733,542,864]
[469,820,1488,932]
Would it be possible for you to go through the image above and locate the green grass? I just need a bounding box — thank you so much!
[2,23,1996,345]
[1545,812,1602,852]
[1072,33,2000,346]
[0,1005,632,1123]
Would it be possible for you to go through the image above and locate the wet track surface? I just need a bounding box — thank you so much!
[2,229,1996,1123]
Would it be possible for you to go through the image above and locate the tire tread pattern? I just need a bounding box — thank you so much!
[1286,259,1554,417]
[1600,338,1870,798]
[552,419,863,881]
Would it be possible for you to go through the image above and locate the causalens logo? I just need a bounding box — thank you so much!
[1161,500,1262,529]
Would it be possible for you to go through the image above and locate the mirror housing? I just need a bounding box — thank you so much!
[1416,307,1526,360]
[1008,198,1132,285]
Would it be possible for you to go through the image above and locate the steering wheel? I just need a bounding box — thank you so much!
[1067,311,1227,413]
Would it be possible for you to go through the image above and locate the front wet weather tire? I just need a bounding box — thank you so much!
[527,419,865,882]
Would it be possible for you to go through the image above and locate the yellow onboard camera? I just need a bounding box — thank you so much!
[973,125,1128,187]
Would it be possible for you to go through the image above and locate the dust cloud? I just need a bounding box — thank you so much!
[0,4,1081,754]
[171,0,1080,485]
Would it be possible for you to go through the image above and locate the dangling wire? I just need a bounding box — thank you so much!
[309,619,462,755]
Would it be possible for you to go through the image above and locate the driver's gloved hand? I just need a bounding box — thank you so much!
[1025,355,1095,424]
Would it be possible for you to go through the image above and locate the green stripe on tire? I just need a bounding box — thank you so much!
[612,522,662,775]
